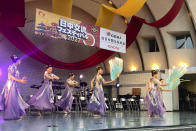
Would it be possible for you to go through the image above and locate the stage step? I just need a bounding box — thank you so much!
[105,125,196,131]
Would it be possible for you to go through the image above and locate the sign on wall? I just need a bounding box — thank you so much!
[35,9,126,53]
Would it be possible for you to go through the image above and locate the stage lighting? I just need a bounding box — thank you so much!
[116,83,120,88]
[0,68,2,77]
[179,62,188,68]
[79,74,83,79]
[130,66,137,71]
[152,64,159,70]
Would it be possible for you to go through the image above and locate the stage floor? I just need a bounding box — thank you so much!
[0,111,196,131]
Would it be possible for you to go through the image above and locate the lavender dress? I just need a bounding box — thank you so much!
[0,64,29,119]
[145,78,166,117]
[87,74,107,115]
[28,72,55,110]
[55,79,74,110]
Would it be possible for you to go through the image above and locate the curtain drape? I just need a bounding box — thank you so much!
[0,0,184,70]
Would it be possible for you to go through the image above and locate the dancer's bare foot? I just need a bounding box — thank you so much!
[37,111,42,116]
[3,117,22,120]
[63,110,67,114]
[93,114,101,117]
[17,117,23,120]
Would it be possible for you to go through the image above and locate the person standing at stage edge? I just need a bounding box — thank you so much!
[28,65,59,116]
[145,70,168,118]
[87,66,116,117]
[0,55,29,120]
[56,73,79,114]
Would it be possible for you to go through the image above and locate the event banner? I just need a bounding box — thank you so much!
[35,9,126,53]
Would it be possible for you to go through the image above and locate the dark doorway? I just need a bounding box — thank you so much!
[179,74,196,111]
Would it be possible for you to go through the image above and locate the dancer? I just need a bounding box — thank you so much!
[0,55,29,120]
[56,73,78,114]
[145,70,168,117]
[28,65,59,116]
[87,66,115,117]
[158,79,171,113]
[159,79,170,92]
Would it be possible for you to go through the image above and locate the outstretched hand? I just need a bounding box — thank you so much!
[74,81,79,86]
[20,77,27,84]
[116,74,120,78]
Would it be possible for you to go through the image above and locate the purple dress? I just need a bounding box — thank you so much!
[55,79,74,110]
[0,64,29,119]
[87,74,107,115]
[28,72,55,110]
[145,78,166,117]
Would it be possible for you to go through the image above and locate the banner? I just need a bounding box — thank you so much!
[35,9,126,53]
[100,28,126,53]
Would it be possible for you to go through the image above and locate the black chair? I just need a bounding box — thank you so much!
[128,98,139,111]
[72,95,80,111]
[120,98,130,111]
[139,98,145,111]
[105,97,112,111]
[110,98,118,111]
[79,96,88,111]
[56,95,62,112]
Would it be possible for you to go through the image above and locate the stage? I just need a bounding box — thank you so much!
[0,111,196,131]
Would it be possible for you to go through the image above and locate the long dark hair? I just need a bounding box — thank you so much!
[10,55,20,63]
[45,65,52,73]
[68,73,75,78]
[45,65,52,69]
[96,66,103,72]
[151,70,158,76]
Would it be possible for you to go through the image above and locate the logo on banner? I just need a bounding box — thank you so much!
[100,28,126,53]
[35,9,126,53]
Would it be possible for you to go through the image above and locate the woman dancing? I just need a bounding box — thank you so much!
[56,73,78,114]
[0,55,29,120]
[145,70,168,117]
[28,65,59,116]
[87,66,115,117]
[158,79,171,111]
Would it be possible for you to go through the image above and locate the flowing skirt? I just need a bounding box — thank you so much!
[87,87,107,115]
[55,87,73,110]
[28,83,54,110]
[0,80,29,120]
[145,89,166,116]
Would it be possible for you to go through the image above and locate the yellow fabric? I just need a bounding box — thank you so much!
[103,0,146,17]
[52,0,72,18]
[52,0,146,29]
[95,0,146,29]
[95,6,114,29]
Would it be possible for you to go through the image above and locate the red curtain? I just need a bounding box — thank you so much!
[0,16,144,69]
[0,0,184,70]
[144,0,184,27]
[0,0,25,27]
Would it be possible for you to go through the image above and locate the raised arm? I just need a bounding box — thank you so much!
[103,80,115,85]
[101,75,115,85]
[52,74,60,80]
[44,72,54,80]
[8,66,26,84]
[8,74,26,84]
[160,83,168,87]
[160,87,171,92]
[67,79,78,86]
